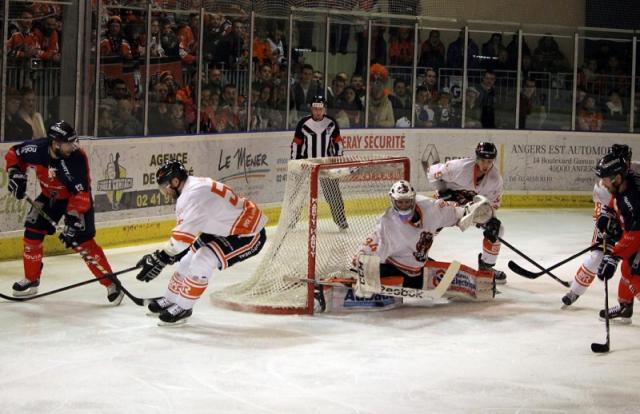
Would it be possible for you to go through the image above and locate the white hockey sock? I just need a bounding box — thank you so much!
[165,272,186,304]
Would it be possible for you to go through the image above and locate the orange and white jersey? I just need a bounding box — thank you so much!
[166,176,267,253]
[427,157,503,209]
[360,195,463,276]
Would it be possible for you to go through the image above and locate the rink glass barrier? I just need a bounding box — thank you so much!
[2,2,640,139]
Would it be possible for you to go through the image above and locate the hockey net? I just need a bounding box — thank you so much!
[211,155,410,315]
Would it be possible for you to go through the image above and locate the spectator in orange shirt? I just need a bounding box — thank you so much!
[33,16,61,62]
[100,16,133,60]
[389,27,414,67]
[6,11,42,61]
[177,13,199,65]
[577,95,603,131]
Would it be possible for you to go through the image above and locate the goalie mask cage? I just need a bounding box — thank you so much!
[211,155,410,315]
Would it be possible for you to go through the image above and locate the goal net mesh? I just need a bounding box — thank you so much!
[211,155,409,314]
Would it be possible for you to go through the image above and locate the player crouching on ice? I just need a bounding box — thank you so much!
[135,160,268,325]
[339,180,499,311]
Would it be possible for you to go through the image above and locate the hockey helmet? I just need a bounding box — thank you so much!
[311,95,326,108]
[475,142,497,160]
[47,120,78,143]
[389,180,416,219]
[595,152,628,178]
[156,159,189,187]
[610,144,632,164]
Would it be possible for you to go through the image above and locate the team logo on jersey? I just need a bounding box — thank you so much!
[47,166,57,180]
[97,152,133,210]
[413,231,433,262]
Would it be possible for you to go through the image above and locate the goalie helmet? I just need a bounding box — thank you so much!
[595,152,627,178]
[389,180,416,219]
[475,142,497,160]
[156,159,189,187]
[47,120,78,143]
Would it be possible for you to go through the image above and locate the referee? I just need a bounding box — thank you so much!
[291,96,348,230]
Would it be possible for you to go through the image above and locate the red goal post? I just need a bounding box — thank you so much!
[211,155,410,315]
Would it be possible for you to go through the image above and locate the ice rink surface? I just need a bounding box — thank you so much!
[1,209,640,414]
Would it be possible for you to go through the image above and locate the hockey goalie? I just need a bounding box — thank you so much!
[318,180,498,312]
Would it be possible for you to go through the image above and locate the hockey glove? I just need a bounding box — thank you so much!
[597,254,620,281]
[8,168,27,200]
[481,217,501,243]
[59,213,85,248]
[596,207,621,240]
[136,250,172,282]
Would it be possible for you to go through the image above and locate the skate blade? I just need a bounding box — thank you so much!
[157,318,190,327]
[12,288,38,297]
[599,316,632,325]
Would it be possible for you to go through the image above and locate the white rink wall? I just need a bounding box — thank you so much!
[0,128,637,235]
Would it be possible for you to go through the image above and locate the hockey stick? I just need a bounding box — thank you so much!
[497,236,571,287]
[297,261,461,301]
[24,195,148,306]
[0,266,139,302]
[591,241,610,354]
[507,243,598,279]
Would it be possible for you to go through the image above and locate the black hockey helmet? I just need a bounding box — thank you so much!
[47,120,78,143]
[311,95,326,108]
[156,159,188,186]
[610,144,632,164]
[475,142,497,160]
[595,152,628,178]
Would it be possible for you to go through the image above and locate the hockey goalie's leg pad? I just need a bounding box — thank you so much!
[425,261,495,301]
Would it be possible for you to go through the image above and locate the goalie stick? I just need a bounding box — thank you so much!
[0,266,139,302]
[507,243,598,279]
[497,236,571,287]
[297,261,461,301]
[24,195,150,307]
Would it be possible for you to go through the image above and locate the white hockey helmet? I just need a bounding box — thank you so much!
[389,180,416,219]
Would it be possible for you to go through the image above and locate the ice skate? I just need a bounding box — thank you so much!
[147,297,174,315]
[106,283,124,306]
[158,304,193,326]
[561,291,580,308]
[12,278,40,297]
[478,254,506,285]
[599,302,633,324]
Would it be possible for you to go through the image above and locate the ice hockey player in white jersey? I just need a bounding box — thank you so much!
[135,160,268,325]
[345,180,498,309]
[562,144,636,307]
[427,142,506,283]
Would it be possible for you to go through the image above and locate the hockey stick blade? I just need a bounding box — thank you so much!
[507,244,598,279]
[591,342,610,353]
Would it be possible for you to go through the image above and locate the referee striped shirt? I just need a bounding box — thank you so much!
[291,115,343,159]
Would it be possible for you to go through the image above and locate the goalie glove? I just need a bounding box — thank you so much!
[136,250,174,282]
[458,195,494,231]
[353,253,381,298]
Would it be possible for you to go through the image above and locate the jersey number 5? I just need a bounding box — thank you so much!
[211,182,239,206]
